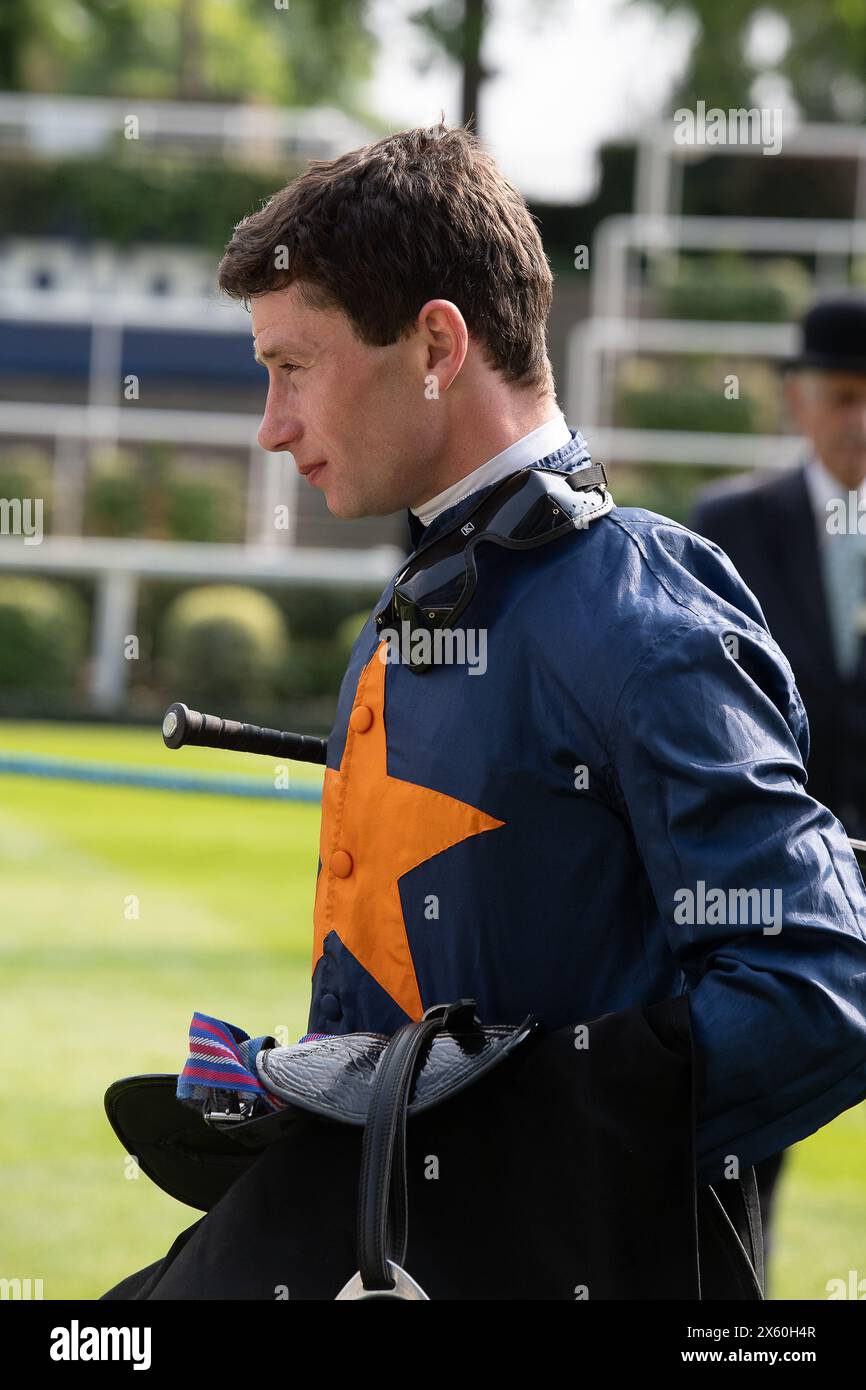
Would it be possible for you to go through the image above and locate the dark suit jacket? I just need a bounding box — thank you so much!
[691,464,866,836]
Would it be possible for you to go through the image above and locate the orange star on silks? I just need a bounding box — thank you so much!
[312,641,505,1020]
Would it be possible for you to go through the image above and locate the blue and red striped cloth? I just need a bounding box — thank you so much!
[176,1011,330,1113]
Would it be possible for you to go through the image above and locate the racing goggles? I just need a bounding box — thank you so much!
[374,462,612,668]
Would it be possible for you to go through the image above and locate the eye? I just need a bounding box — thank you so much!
[280,362,301,374]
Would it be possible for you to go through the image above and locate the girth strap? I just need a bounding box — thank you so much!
[354,1000,480,1294]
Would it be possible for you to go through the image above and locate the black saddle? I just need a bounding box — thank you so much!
[105,994,763,1300]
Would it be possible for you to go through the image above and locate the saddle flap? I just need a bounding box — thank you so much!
[256,1015,540,1124]
[104,1072,305,1212]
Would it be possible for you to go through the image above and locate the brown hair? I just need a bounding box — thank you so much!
[218,122,554,393]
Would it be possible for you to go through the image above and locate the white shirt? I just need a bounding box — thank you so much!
[803,453,866,546]
[410,411,572,527]
[803,453,866,675]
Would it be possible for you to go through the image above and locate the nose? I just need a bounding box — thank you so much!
[257,384,302,454]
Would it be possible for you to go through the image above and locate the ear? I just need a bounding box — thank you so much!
[415,299,469,389]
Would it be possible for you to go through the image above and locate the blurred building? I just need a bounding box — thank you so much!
[0,95,407,715]
[5,94,866,716]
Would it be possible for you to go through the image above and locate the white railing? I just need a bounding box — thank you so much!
[633,118,866,221]
[0,91,376,163]
[0,241,403,713]
[0,255,273,537]
[0,399,287,547]
[566,213,866,466]
[590,215,866,323]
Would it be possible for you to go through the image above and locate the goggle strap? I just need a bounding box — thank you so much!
[566,462,607,492]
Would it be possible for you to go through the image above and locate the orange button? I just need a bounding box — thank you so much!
[330,849,354,878]
[349,704,373,733]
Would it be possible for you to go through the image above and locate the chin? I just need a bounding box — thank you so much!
[322,489,355,519]
[325,489,398,520]
[323,492,364,520]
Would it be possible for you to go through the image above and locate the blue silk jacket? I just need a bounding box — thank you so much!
[306,429,866,1185]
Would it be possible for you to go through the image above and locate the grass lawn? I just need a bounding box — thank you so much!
[0,720,862,1300]
[0,720,322,1299]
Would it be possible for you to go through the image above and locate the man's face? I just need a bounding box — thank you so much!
[252,281,447,518]
[786,369,866,489]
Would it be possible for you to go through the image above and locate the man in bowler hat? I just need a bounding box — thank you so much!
[691,293,866,1275]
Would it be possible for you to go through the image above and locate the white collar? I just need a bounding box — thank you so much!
[804,454,866,543]
[410,412,572,527]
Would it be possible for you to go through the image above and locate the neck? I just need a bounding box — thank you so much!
[408,392,561,512]
[813,452,866,492]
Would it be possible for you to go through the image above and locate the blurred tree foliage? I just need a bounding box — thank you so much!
[0,0,374,108]
[0,0,572,136]
[636,0,866,122]
[409,0,563,128]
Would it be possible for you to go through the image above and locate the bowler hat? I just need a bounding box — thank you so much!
[782,294,866,373]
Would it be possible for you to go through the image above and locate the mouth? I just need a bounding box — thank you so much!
[296,458,326,486]
[298,462,327,486]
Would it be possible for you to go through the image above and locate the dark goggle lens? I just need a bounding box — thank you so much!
[392,556,469,628]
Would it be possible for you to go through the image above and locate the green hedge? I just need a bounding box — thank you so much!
[0,157,297,252]
[0,450,54,533]
[159,584,289,707]
[137,580,382,710]
[335,609,373,664]
[655,254,812,323]
[85,470,148,537]
[609,463,738,525]
[0,148,635,262]
[0,577,88,691]
[164,477,237,542]
[85,454,240,542]
[618,385,758,434]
